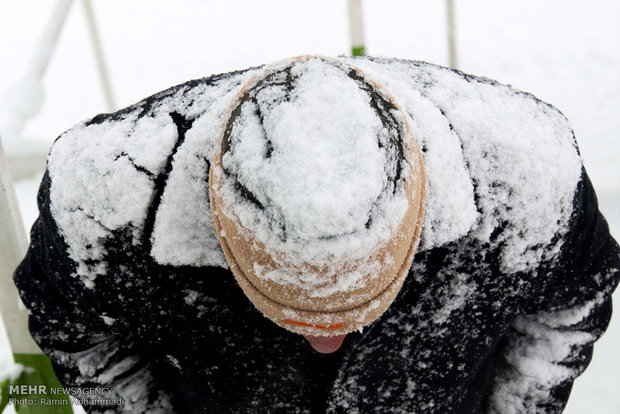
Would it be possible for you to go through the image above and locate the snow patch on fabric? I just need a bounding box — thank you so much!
[151,71,257,267]
[487,313,595,413]
[48,70,258,286]
[349,58,581,273]
[48,113,177,286]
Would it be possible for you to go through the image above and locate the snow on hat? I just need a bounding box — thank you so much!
[209,55,425,336]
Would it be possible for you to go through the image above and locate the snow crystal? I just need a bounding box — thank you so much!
[353,297,382,323]
[100,315,116,326]
[431,272,477,326]
[165,354,181,370]
[183,289,199,305]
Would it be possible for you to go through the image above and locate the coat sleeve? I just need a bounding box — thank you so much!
[13,173,179,414]
[485,169,620,413]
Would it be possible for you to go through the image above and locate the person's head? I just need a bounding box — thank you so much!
[209,56,425,353]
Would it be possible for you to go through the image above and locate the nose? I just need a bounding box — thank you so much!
[303,334,347,353]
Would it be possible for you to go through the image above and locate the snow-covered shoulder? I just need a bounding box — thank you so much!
[47,69,258,287]
[47,56,584,288]
[347,57,582,273]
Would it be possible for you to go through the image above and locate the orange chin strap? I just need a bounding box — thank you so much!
[282,319,346,330]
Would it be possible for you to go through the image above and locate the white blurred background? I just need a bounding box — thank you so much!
[0,1,618,413]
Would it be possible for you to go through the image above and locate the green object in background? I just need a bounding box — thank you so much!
[0,377,9,413]
[348,0,366,57]
[0,354,72,414]
[351,45,366,56]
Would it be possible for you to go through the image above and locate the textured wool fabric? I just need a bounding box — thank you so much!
[209,56,426,336]
[12,57,620,413]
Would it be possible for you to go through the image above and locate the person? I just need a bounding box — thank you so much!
[13,55,619,413]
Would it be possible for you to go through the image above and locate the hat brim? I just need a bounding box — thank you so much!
[210,188,425,336]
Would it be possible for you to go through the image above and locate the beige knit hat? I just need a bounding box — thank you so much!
[209,56,425,337]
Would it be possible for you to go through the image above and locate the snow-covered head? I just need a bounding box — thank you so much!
[209,56,426,336]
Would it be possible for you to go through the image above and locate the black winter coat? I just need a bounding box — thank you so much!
[14,57,620,413]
